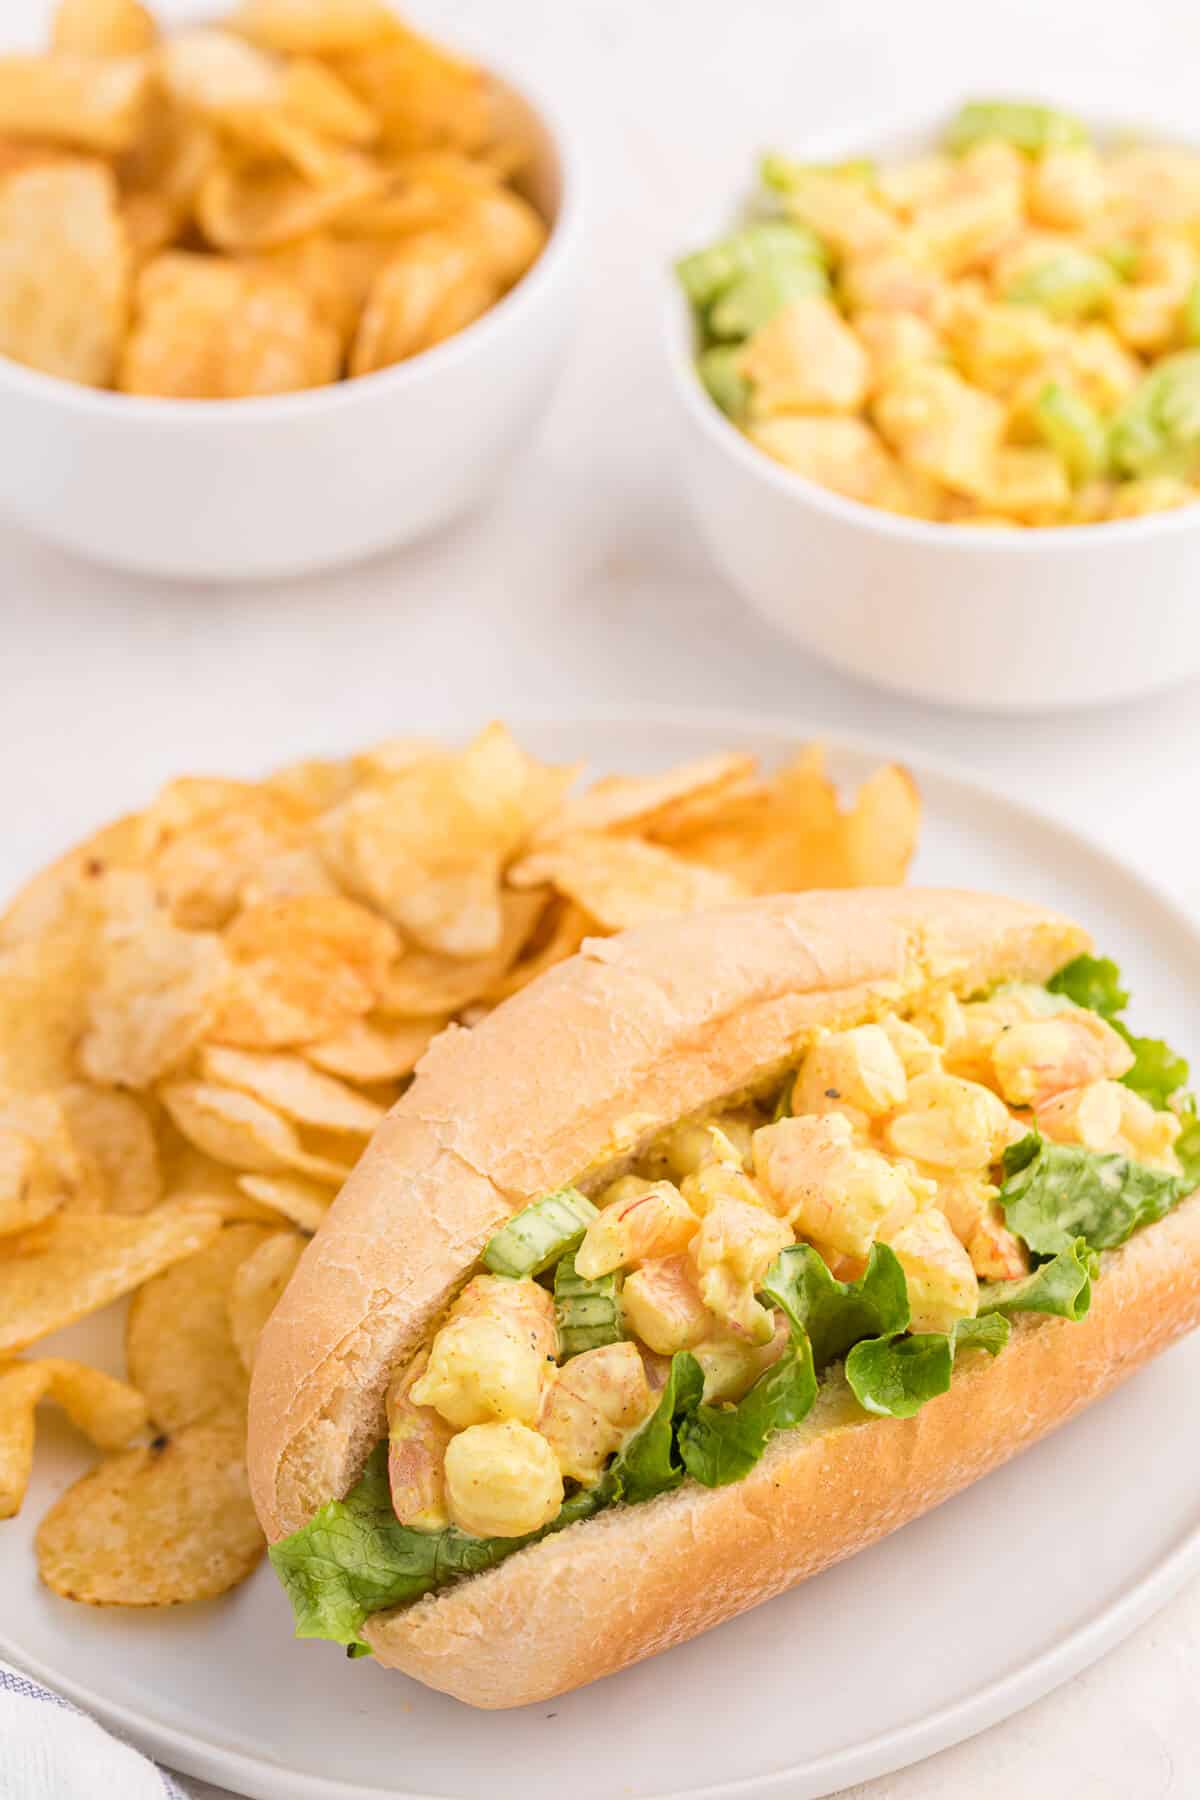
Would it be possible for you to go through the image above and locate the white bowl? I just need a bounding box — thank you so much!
[0,65,582,583]
[663,94,1200,712]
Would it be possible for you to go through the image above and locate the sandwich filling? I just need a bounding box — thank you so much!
[271,954,1200,1654]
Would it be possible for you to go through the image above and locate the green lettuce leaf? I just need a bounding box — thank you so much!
[678,1319,816,1489]
[1000,1132,1181,1255]
[760,1241,910,1369]
[1176,1109,1200,1192]
[845,1314,1008,1419]
[270,1444,605,1654]
[616,1352,704,1504]
[1047,954,1128,1017]
[977,1238,1095,1321]
[1047,952,1189,1108]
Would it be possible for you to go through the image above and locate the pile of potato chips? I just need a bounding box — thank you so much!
[0,0,547,396]
[0,722,918,1607]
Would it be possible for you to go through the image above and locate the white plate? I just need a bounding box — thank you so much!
[4,708,1200,1800]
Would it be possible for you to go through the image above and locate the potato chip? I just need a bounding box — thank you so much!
[533,753,758,845]
[160,29,280,117]
[507,835,746,932]
[0,812,142,950]
[57,1084,161,1214]
[303,1013,443,1082]
[330,724,572,956]
[200,1045,384,1135]
[374,888,548,1015]
[260,752,355,815]
[157,1135,246,1207]
[225,892,398,986]
[671,745,863,893]
[457,185,546,288]
[117,96,217,238]
[244,233,388,348]
[119,252,341,398]
[79,912,229,1088]
[330,32,491,154]
[236,1172,332,1233]
[279,59,377,144]
[0,1203,222,1356]
[152,800,301,929]
[209,952,374,1048]
[195,148,381,253]
[126,1223,270,1432]
[228,0,400,54]
[160,1081,353,1182]
[36,1416,264,1605]
[483,900,593,1002]
[0,927,96,1093]
[0,161,129,385]
[236,843,342,906]
[0,54,152,154]
[0,1357,147,1519]
[350,227,498,373]
[844,764,921,885]
[227,1229,305,1370]
[331,147,500,238]
[0,1093,83,1234]
[51,0,157,56]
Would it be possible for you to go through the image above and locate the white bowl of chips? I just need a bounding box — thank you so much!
[662,90,1200,712]
[0,4,582,581]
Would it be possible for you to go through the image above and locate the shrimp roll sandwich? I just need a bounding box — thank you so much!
[248,889,1200,1707]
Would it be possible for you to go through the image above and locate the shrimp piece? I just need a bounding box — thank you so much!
[935,1171,1028,1282]
[878,1013,942,1078]
[385,1348,453,1531]
[410,1274,556,1430]
[688,1196,793,1343]
[739,295,870,415]
[753,1112,922,1255]
[693,1316,790,1403]
[792,1024,908,1129]
[1038,1080,1181,1169]
[622,1253,719,1354]
[574,1179,698,1279]
[680,1158,774,1220]
[991,1012,1133,1109]
[654,1115,753,1182]
[537,1341,652,1482]
[880,1207,979,1333]
[884,1070,1021,1170]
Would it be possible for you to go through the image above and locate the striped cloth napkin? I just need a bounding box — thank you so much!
[0,1661,189,1800]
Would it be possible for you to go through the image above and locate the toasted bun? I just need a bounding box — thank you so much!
[247,886,1138,1700]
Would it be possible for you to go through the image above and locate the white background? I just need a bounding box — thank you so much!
[4,0,1200,1793]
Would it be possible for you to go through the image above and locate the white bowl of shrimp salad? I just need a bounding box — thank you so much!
[663,93,1200,711]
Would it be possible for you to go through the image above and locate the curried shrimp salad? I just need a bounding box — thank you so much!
[679,100,1200,527]
[271,954,1200,1654]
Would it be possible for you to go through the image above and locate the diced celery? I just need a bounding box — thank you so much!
[707,259,828,339]
[674,219,827,309]
[697,344,751,420]
[1003,247,1114,319]
[1034,382,1109,483]
[554,1251,623,1360]
[482,1187,598,1280]
[944,99,1089,156]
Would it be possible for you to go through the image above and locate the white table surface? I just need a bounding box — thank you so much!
[5,0,1200,1793]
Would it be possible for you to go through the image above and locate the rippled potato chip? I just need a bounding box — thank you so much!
[844,764,922,886]
[126,1223,269,1432]
[227,1229,306,1370]
[160,1080,353,1183]
[533,752,759,845]
[303,1013,442,1082]
[227,0,401,55]
[0,53,152,153]
[483,900,594,1003]
[227,893,398,985]
[119,252,341,398]
[508,835,746,932]
[200,1045,384,1134]
[52,0,158,57]
[0,1357,148,1519]
[329,30,491,154]
[80,911,229,1088]
[57,1084,161,1214]
[0,162,129,385]
[236,1172,332,1233]
[195,148,381,253]
[350,226,498,373]
[160,28,279,116]
[0,1093,83,1235]
[375,888,548,1016]
[0,1204,222,1356]
[36,1416,264,1605]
